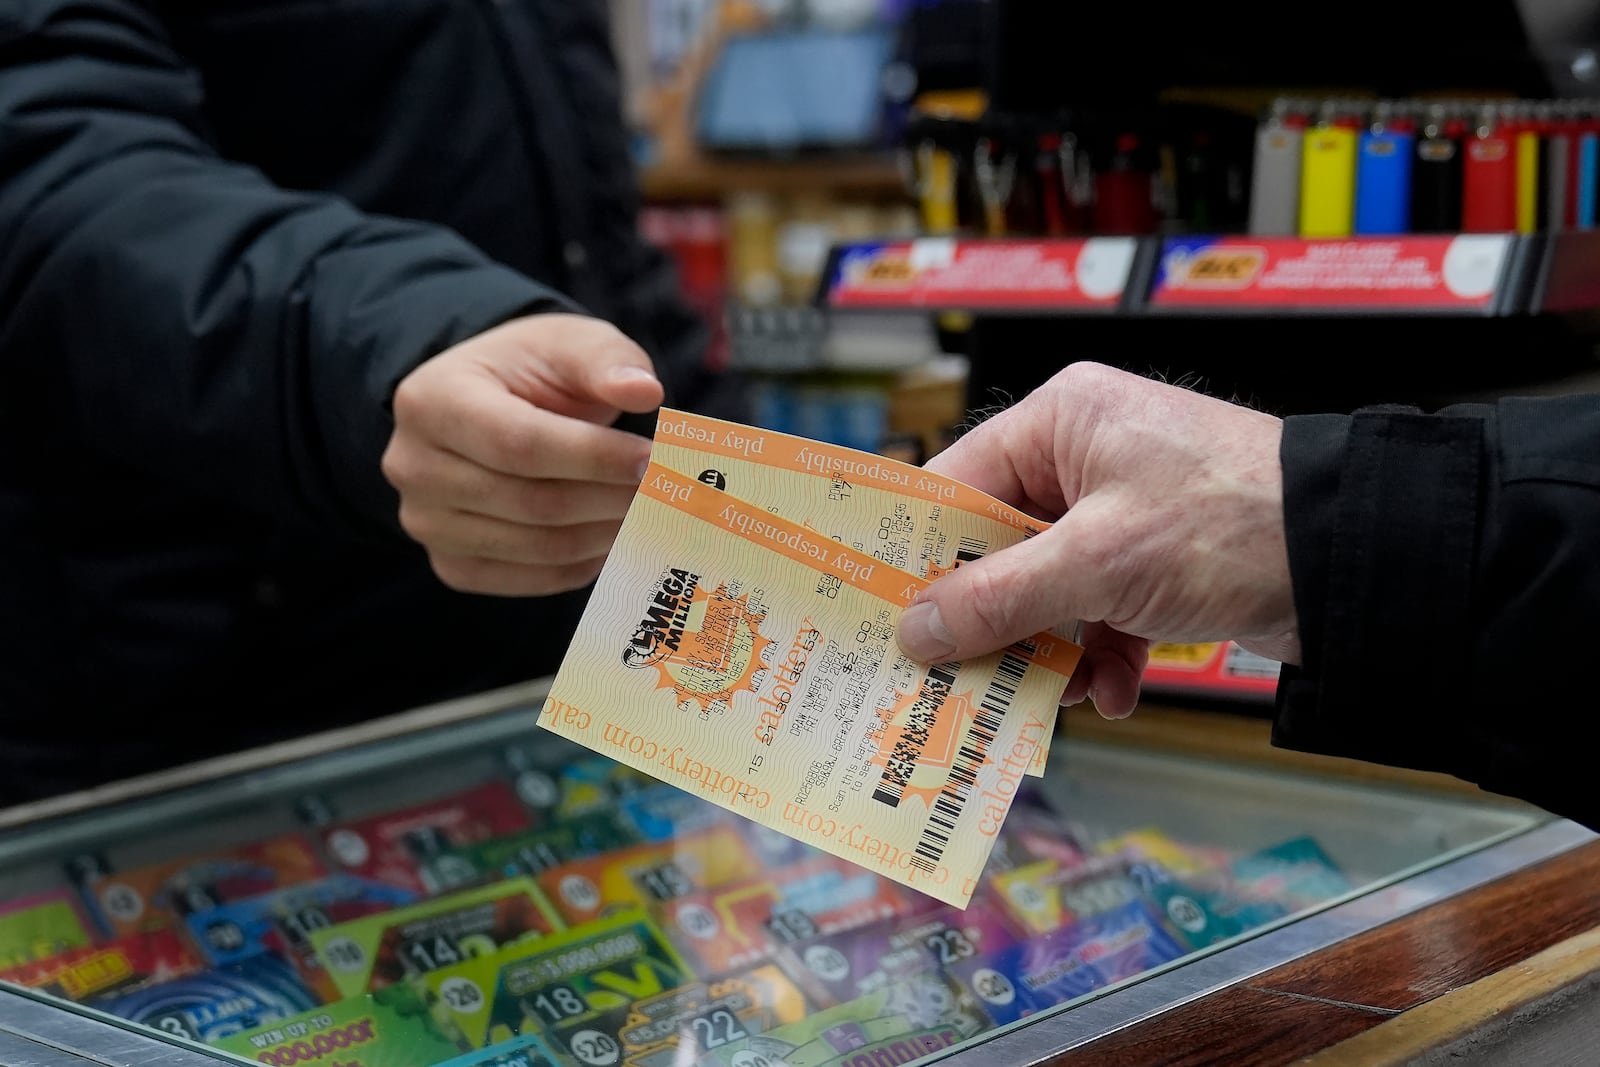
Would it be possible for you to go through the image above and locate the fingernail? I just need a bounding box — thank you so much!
[899,602,957,661]
[1088,686,1109,720]
[610,366,659,387]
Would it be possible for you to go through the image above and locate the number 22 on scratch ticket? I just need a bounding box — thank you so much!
[539,463,1080,908]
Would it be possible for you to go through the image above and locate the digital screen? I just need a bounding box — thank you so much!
[698,29,893,151]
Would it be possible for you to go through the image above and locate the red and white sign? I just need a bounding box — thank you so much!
[829,238,1137,311]
[1149,234,1513,311]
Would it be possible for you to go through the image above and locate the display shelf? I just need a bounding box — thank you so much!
[639,155,907,202]
[820,232,1600,318]
[0,681,1560,1067]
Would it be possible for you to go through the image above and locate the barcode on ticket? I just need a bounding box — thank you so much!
[955,537,988,565]
[871,661,960,809]
[909,646,1031,874]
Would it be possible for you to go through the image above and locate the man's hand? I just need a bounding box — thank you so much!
[895,362,1298,719]
[381,314,663,596]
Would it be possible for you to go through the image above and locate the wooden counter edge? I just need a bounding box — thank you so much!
[1294,925,1600,1066]
[1046,840,1600,1066]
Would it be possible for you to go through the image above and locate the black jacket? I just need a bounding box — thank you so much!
[1278,398,1600,829]
[0,0,729,799]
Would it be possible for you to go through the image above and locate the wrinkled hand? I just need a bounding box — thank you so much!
[895,362,1298,719]
[381,314,663,596]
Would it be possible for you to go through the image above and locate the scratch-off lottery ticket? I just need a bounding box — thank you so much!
[540,462,1080,909]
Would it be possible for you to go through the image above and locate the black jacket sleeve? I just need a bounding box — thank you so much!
[0,1,572,538]
[1275,395,1600,829]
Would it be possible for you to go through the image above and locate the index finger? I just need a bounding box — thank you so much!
[926,402,1068,517]
[428,375,652,484]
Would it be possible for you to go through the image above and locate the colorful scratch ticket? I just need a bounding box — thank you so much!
[0,889,95,969]
[74,835,326,939]
[498,750,654,825]
[91,954,319,1043]
[688,971,991,1067]
[308,878,562,1001]
[1095,829,1211,878]
[535,827,760,927]
[618,965,811,1067]
[186,876,416,971]
[422,910,694,1054]
[539,462,1080,909]
[214,984,463,1067]
[779,900,1019,1008]
[417,811,642,893]
[615,782,734,843]
[651,408,1065,775]
[657,855,911,975]
[1231,837,1351,910]
[991,854,1146,936]
[948,900,1184,1026]
[317,783,532,893]
[981,809,1090,878]
[0,928,201,1003]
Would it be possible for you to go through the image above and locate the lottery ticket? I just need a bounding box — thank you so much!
[0,889,95,969]
[422,910,694,1055]
[1231,837,1351,910]
[416,812,641,893]
[540,460,1080,909]
[185,876,416,975]
[72,835,326,939]
[308,878,563,1000]
[948,900,1185,1026]
[657,854,911,974]
[991,854,1147,936]
[687,971,991,1067]
[535,827,761,928]
[651,408,1067,774]
[497,750,654,825]
[91,954,319,1043]
[615,782,735,843]
[316,783,531,893]
[214,984,462,1067]
[617,964,811,1067]
[778,900,1018,1008]
[0,928,201,1003]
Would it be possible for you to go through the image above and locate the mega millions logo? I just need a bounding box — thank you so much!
[621,569,774,715]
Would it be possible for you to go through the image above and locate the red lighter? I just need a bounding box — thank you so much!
[1461,105,1517,232]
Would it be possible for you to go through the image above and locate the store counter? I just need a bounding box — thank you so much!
[0,681,1593,1066]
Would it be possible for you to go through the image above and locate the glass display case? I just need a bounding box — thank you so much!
[0,679,1567,1067]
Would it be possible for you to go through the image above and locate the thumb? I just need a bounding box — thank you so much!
[572,328,664,415]
[897,525,1090,663]
[499,314,664,417]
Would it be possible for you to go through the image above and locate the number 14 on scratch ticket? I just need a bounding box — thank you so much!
[539,452,1081,908]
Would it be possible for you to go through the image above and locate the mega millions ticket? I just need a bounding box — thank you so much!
[539,439,1081,909]
[648,409,1068,775]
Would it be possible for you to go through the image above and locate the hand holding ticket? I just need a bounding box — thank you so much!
[539,413,1082,908]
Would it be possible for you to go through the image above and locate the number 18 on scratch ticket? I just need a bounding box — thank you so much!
[539,462,1081,908]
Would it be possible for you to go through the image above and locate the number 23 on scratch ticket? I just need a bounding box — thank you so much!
[539,462,1081,909]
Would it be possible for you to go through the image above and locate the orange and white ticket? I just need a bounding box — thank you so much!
[649,409,1070,774]
[539,458,1081,909]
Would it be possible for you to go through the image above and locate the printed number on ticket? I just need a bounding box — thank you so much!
[539,462,1081,909]
[650,409,1072,775]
